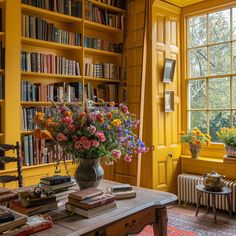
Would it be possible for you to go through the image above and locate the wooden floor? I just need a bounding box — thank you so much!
[169,204,236,226]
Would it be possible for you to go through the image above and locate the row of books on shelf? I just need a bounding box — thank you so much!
[85,62,120,79]
[85,83,118,102]
[0,75,4,99]
[85,1,125,29]
[94,0,126,9]
[21,51,81,75]
[21,81,83,102]
[22,14,82,46]
[0,41,5,70]
[22,135,73,166]
[84,36,122,53]
[22,0,82,18]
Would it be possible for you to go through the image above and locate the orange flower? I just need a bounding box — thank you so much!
[65,111,73,117]
[196,140,201,145]
[33,129,41,139]
[45,118,53,128]
[109,101,115,107]
[98,117,105,124]
[79,112,85,119]
[206,139,210,144]
[196,130,202,135]
[40,130,52,140]
[192,131,197,135]
[107,112,113,120]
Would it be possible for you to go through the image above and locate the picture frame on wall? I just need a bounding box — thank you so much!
[164,90,174,112]
[163,58,176,83]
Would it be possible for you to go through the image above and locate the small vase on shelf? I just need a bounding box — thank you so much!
[189,143,201,159]
[74,157,104,190]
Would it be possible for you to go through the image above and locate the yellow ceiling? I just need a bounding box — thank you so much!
[162,0,204,7]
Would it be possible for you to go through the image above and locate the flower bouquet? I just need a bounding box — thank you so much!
[34,101,148,188]
[180,128,210,158]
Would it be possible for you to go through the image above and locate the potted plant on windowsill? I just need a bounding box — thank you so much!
[217,128,236,157]
[180,128,210,158]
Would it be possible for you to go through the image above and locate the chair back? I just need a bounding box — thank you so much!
[0,142,23,188]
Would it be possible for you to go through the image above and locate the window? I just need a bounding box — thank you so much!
[187,8,236,142]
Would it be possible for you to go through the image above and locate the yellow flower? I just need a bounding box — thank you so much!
[40,130,52,140]
[196,130,202,135]
[34,112,45,124]
[112,119,122,127]
[192,131,197,135]
[206,139,210,144]
[193,127,198,131]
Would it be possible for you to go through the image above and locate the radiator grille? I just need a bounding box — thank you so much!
[178,173,236,212]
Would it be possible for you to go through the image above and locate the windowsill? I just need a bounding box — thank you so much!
[180,155,223,163]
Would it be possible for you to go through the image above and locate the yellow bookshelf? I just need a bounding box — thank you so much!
[0,0,125,187]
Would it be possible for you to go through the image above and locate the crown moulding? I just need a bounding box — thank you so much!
[160,0,204,7]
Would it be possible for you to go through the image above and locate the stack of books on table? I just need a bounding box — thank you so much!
[40,175,76,204]
[0,187,18,203]
[110,184,136,200]
[66,188,116,218]
[0,206,27,235]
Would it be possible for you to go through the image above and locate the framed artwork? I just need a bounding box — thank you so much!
[163,58,176,83]
[164,90,174,112]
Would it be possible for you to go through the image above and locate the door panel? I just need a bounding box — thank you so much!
[152,5,181,193]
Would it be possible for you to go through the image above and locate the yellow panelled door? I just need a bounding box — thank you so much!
[152,2,181,193]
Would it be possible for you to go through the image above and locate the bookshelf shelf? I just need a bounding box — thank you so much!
[21,101,83,106]
[84,47,122,57]
[22,37,83,51]
[84,76,120,83]
[21,4,83,24]
[88,0,126,14]
[84,20,123,33]
[21,71,83,80]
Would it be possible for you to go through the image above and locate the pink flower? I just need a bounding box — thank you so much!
[72,136,78,142]
[88,125,96,133]
[74,141,81,149]
[121,105,129,114]
[112,149,122,159]
[79,137,91,150]
[62,117,73,125]
[95,132,106,142]
[91,140,99,148]
[68,124,76,132]
[56,133,68,142]
[124,154,132,162]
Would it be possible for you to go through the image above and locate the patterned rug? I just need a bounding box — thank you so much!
[137,208,236,236]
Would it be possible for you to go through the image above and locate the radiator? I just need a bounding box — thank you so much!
[178,173,236,212]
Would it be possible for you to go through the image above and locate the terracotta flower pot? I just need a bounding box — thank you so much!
[74,158,104,190]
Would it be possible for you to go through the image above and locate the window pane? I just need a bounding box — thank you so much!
[188,80,206,109]
[232,8,236,40]
[208,77,230,109]
[233,77,236,109]
[188,47,207,78]
[188,15,207,48]
[189,111,207,134]
[209,43,231,75]
[209,9,231,44]
[210,111,231,142]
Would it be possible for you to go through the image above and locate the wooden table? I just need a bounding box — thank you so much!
[195,184,233,223]
[33,180,177,236]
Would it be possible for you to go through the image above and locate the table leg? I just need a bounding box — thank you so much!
[196,190,202,217]
[226,194,233,218]
[153,207,168,236]
[212,194,217,224]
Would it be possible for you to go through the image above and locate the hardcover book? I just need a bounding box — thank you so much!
[111,184,133,192]
[68,188,103,201]
[111,190,136,200]
[40,175,71,185]
[66,201,116,218]
[40,180,75,192]
[68,193,115,210]
[10,200,57,216]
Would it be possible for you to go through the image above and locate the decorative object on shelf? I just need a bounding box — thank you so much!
[164,90,174,112]
[163,58,176,83]
[34,100,148,189]
[180,128,210,158]
[217,128,236,157]
[203,171,225,192]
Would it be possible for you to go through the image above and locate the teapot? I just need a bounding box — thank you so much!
[203,171,225,192]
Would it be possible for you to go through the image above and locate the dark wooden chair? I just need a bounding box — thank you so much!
[0,142,23,188]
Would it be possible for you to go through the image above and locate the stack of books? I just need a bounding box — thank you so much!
[0,206,27,234]
[110,184,136,200]
[66,188,116,218]
[40,175,76,203]
[0,188,18,204]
